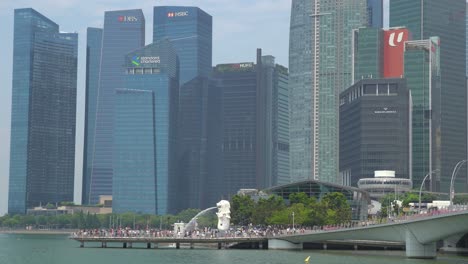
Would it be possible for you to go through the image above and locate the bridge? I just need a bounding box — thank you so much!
[272,210,468,259]
[72,210,468,259]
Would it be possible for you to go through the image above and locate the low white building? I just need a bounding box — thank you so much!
[358,170,412,199]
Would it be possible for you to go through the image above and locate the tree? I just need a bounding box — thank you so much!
[251,195,285,225]
[454,194,468,205]
[289,192,309,205]
[230,194,254,225]
[321,193,352,224]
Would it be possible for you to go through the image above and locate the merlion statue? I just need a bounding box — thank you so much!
[216,200,231,231]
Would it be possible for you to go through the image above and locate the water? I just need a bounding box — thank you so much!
[0,233,467,264]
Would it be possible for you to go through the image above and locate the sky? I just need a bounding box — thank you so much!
[0,0,292,215]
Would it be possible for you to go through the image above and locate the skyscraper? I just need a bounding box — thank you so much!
[84,10,145,205]
[210,49,289,203]
[153,6,213,212]
[113,40,179,215]
[82,27,102,205]
[340,78,411,187]
[153,6,212,85]
[390,0,467,192]
[367,0,383,28]
[9,8,78,214]
[289,0,368,184]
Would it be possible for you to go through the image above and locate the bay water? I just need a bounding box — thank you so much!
[0,233,467,264]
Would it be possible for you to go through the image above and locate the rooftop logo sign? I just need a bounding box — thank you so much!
[118,16,138,22]
[167,11,189,17]
[131,56,160,66]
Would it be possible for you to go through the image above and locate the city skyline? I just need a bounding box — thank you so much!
[0,0,291,216]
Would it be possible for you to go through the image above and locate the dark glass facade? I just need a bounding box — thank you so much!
[339,79,410,187]
[209,50,290,203]
[82,27,102,205]
[390,0,467,192]
[84,10,145,205]
[113,41,179,215]
[353,27,382,81]
[171,77,222,213]
[153,6,212,85]
[367,0,383,28]
[9,8,78,214]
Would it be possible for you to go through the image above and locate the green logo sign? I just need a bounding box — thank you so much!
[132,55,140,66]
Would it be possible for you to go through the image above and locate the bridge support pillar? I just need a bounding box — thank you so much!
[80,241,84,248]
[123,242,127,248]
[128,242,133,248]
[176,242,180,249]
[218,243,222,249]
[268,239,302,250]
[190,243,194,249]
[405,230,436,259]
[147,243,151,249]
[102,242,107,248]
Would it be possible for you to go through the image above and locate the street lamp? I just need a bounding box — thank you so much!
[450,160,468,206]
[292,212,295,231]
[419,169,439,214]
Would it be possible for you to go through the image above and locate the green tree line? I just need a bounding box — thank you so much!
[230,192,352,226]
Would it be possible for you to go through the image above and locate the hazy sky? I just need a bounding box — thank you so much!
[0,0,291,215]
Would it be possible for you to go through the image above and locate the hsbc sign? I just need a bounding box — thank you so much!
[167,11,189,17]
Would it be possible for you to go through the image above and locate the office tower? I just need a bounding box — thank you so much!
[8,8,78,214]
[82,27,102,205]
[153,6,212,85]
[289,0,368,184]
[153,6,213,212]
[270,61,290,186]
[210,49,289,202]
[404,38,441,191]
[390,0,466,192]
[351,27,441,190]
[84,10,145,205]
[171,77,222,212]
[340,78,411,187]
[113,40,179,215]
[367,0,383,28]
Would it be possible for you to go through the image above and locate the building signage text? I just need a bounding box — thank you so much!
[118,16,138,22]
[167,11,189,17]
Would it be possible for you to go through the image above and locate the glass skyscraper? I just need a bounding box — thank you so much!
[367,0,383,28]
[82,27,102,205]
[9,8,78,214]
[153,6,212,85]
[84,10,145,205]
[153,6,213,212]
[113,40,179,215]
[210,49,289,203]
[391,0,467,192]
[289,0,368,184]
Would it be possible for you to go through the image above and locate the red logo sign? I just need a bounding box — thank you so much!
[167,12,174,17]
[118,16,125,22]
[383,28,409,78]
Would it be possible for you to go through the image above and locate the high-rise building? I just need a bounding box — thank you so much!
[390,0,467,192]
[113,40,179,215]
[153,6,212,85]
[367,0,383,28]
[153,6,213,212]
[171,77,222,212]
[82,27,102,205]
[340,78,411,187]
[404,38,442,191]
[9,8,78,214]
[210,49,289,202]
[84,10,145,205]
[289,0,368,184]
[351,26,442,190]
